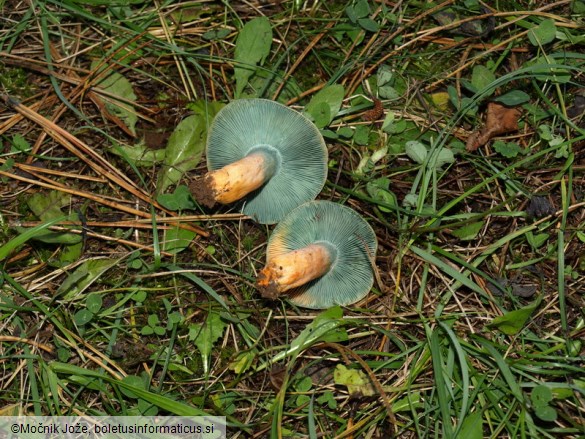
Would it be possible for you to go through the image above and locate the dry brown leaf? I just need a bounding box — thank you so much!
[466,102,522,151]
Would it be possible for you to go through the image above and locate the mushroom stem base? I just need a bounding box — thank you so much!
[191,152,274,208]
[257,244,332,300]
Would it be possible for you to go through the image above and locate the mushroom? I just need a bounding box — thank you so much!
[190,99,328,224]
[257,200,377,309]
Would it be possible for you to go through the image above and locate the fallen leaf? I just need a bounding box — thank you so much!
[486,295,542,335]
[91,61,138,137]
[334,364,376,397]
[466,102,522,151]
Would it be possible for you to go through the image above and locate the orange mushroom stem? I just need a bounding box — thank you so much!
[257,243,333,300]
[192,151,276,208]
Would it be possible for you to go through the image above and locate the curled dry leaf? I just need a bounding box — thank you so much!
[466,102,522,151]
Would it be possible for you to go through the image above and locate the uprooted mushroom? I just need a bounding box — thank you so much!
[257,200,378,309]
[191,99,328,224]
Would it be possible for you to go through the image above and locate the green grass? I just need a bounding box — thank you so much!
[1,0,585,437]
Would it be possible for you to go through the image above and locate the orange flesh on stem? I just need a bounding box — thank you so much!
[206,152,273,204]
[257,244,332,298]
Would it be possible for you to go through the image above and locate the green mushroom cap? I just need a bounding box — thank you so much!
[206,99,328,224]
[266,200,378,309]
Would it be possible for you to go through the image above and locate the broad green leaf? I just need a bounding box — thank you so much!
[24,191,81,244]
[11,134,30,152]
[381,112,395,132]
[1,216,67,261]
[168,311,182,326]
[434,147,455,169]
[367,178,397,213]
[59,241,83,265]
[321,130,338,140]
[133,290,147,303]
[531,385,553,407]
[538,124,553,141]
[471,65,496,94]
[337,126,354,138]
[486,296,542,335]
[358,18,379,32]
[405,140,427,164]
[451,221,484,240]
[189,310,228,374]
[493,140,522,158]
[156,114,206,193]
[92,61,138,135]
[141,326,154,335]
[345,5,358,22]
[305,84,345,127]
[448,85,460,109]
[456,411,483,439]
[58,258,121,299]
[234,17,273,97]
[307,102,331,128]
[528,19,557,46]
[353,0,370,18]
[526,231,549,249]
[388,118,408,134]
[334,364,375,396]
[295,376,313,392]
[228,350,256,373]
[157,185,197,211]
[377,65,393,86]
[535,405,557,422]
[109,141,166,167]
[493,90,530,106]
[15,225,81,245]
[148,314,160,326]
[353,125,370,145]
[162,224,197,254]
[317,390,337,409]
[26,190,66,219]
[73,309,94,326]
[379,84,399,99]
[86,293,103,314]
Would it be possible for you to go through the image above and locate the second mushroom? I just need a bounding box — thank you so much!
[190,99,328,224]
[257,200,378,309]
